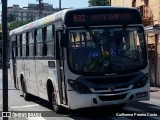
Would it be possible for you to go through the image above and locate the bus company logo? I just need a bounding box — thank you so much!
[110,87,116,91]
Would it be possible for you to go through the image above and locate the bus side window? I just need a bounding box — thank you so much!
[29,31,34,57]
[11,36,16,58]
[26,32,29,57]
[17,34,22,57]
[46,25,55,56]
[36,28,43,57]
[22,33,26,57]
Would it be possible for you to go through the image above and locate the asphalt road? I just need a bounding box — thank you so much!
[0,69,160,120]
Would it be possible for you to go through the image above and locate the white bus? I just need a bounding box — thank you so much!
[10,7,150,113]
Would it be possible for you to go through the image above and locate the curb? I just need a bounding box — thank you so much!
[150,87,160,92]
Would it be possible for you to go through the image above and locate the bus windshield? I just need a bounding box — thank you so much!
[68,26,147,74]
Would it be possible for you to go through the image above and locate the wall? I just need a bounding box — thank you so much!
[111,0,160,26]
[111,0,132,7]
[111,0,160,86]
[136,0,160,25]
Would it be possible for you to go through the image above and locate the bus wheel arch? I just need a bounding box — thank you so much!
[46,79,62,113]
[20,74,30,101]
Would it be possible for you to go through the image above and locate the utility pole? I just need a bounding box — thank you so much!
[39,0,43,17]
[2,0,8,120]
[59,0,61,11]
[154,34,158,86]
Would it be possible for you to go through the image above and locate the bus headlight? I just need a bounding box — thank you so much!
[68,79,91,94]
[133,74,149,89]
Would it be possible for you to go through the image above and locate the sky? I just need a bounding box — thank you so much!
[0,0,89,22]
[2,0,89,9]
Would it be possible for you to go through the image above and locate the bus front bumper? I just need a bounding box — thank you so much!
[67,83,150,109]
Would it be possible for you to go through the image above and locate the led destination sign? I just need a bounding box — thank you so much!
[73,13,130,22]
[65,8,142,26]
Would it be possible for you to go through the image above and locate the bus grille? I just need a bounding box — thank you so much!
[86,75,135,85]
[93,85,129,91]
[99,93,127,101]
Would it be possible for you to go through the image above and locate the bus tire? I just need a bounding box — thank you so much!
[21,78,30,101]
[51,88,62,113]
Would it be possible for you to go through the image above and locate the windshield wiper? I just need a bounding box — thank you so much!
[85,26,102,51]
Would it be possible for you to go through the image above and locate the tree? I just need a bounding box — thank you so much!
[0,20,31,63]
[88,0,110,6]
[8,21,31,30]
[8,13,16,22]
[0,21,31,31]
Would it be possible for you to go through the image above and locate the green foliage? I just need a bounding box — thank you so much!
[88,0,110,6]
[0,21,31,60]
[8,14,15,22]
[8,21,31,30]
[0,21,31,31]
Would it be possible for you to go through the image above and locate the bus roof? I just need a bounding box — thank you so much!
[9,8,71,36]
[9,6,140,36]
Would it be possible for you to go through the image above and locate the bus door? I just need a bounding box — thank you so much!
[12,41,17,88]
[56,31,68,105]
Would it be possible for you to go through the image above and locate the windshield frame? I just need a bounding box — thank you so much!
[66,25,148,76]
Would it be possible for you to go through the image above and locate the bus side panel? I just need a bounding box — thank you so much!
[16,59,24,89]
[23,59,39,96]
[35,59,48,100]
[34,59,59,102]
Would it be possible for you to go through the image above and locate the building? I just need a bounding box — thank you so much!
[111,0,160,87]
[28,3,54,11]
[7,3,59,22]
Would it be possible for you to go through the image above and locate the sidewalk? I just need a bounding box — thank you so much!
[150,87,160,92]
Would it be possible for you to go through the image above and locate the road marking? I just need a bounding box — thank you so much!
[10,104,39,109]
[141,100,160,106]
[110,117,132,120]
[150,117,160,120]
[125,106,144,112]
[150,106,160,110]
[69,117,89,120]
[150,98,160,101]
[141,98,160,102]
[27,117,46,120]
[151,93,160,98]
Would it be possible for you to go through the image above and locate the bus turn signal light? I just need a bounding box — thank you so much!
[136,92,148,98]
[68,79,91,94]
[133,74,148,89]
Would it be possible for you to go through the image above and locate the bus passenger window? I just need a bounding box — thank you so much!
[22,33,26,57]
[17,35,22,57]
[46,25,54,56]
[11,36,16,58]
[26,32,29,56]
[36,28,43,56]
[11,36,18,57]
[29,31,34,57]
